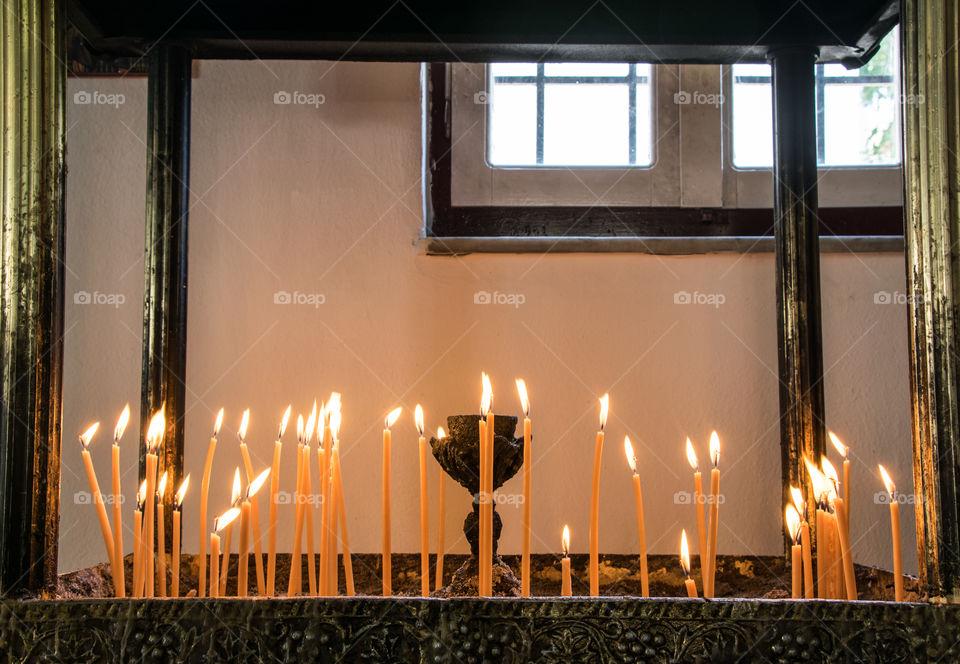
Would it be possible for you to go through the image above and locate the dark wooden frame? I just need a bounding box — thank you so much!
[426,64,904,239]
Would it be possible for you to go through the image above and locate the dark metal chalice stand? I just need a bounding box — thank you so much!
[430,414,525,596]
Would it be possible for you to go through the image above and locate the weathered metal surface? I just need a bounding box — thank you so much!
[0,0,66,598]
[139,44,191,549]
[0,597,957,663]
[900,0,960,600]
[770,49,826,553]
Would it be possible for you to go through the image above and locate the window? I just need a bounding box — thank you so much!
[488,63,654,167]
[427,28,904,243]
[732,30,900,168]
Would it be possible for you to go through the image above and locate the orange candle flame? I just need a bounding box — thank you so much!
[785,504,801,544]
[878,464,896,498]
[175,475,190,508]
[437,426,446,439]
[385,407,402,429]
[414,404,424,436]
[709,431,720,468]
[516,378,529,416]
[214,507,241,532]
[238,409,250,443]
[828,431,849,459]
[623,436,637,474]
[146,407,166,453]
[79,422,100,449]
[685,438,698,471]
[278,405,292,439]
[480,373,492,416]
[561,525,570,557]
[680,529,691,577]
[247,468,270,499]
[114,405,130,443]
[213,408,224,437]
[231,468,242,505]
[598,394,609,431]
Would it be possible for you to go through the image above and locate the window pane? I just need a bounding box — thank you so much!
[488,84,537,166]
[731,28,900,168]
[488,62,653,167]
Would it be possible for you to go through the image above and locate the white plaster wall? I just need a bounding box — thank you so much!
[61,61,918,580]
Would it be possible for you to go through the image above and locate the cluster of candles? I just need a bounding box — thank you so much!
[77,375,906,600]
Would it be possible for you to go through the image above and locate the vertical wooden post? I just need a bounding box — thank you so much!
[770,48,826,552]
[900,0,960,600]
[0,0,66,597]
[140,44,191,553]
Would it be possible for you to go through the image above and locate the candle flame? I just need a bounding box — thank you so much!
[878,464,896,497]
[247,468,270,498]
[516,378,529,416]
[598,394,609,430]
[79,422,100,449]
[821,456,839,487]
[414,404,424,436]
[157,471,168,497]
[480,372,492,416]
[437,426,446,439]
[237,409,250,443]
[231,467,242,504]
[296,415,304,444]
[214,506,241,532]
[175,474,190,507]
[790,485,805,514]
[327,393,341,428]
[137,480,147,509]
[685,437,698,471]
[709,431,720,468]
[213,408,224,437]
[785,504,801,543]
[385,407,402,429]
[680,529,691,577]
[804,457,828,503]
[623,436,637,474]
[329,407,342,442]
[279,405,292,439]
[828,431,849,458]
[146,406,166,452]
[305,407,317,446]
[561,524,570,556]
[114,404,130,442]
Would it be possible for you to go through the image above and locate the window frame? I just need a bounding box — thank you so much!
[425,63,904,241]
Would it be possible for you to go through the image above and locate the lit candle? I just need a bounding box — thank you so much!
[561,525,571,597]
[516,379,532,597]
[330,412,354,596]
[382,407,401,596]
[267,405,291,596]
[705,431,720,598]
[785,504,802,599]
[320,399,335,595]
[685,438,708,592]
[791,486,814,599]
[878,465,903,601]
[478,373,492,596]
[220,468,241,596]
[172,475,189,597]
[325,396,341,595]
[199,408,224,597]
[210,507,240,599]
[482,374,495,596]
[590,394,609,597]
[112,404,130,598]
[805,457,832,599]
[824,457,856,600]
[680,529,698,598]
[303,405,318,596]
[624,436,649,597]
[236,409,265,595]
[143,408,165,598]
[415,404,430,597]
[156,471,168,597]
[288,416,306,596]
[829,432,851,533]
[327,401,344,595]
[239,468,271,597]
[133,480,146,598]
[78,423,117,591]
[435,427,447,591]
